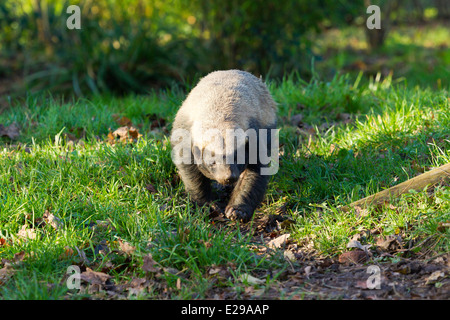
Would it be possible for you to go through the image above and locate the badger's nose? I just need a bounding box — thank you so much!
[224,168,240,185]
[224,176,238,185]
[217,165,240,185]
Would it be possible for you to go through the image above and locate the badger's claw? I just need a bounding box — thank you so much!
[225,206,252,222]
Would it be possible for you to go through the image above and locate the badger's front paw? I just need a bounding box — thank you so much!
[225,205,253,222]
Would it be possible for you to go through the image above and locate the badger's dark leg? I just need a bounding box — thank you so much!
[225,163,269,222]
[177,163,212,206]
[225,123,276,222]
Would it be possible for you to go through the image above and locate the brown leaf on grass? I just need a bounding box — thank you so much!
[376,235,403,252]
[425,270,445,285]
[142,253,161,273]
[1,250,24,264]
[338,250,368,264]
[354,205,370,218]
[0,251,26,284]
[43,210,63,230]
[17,224,37,241]
[0,122,20,140]
[107,131,115,143]
[108,126,142,144]
[207,264,232,282]
[127,277,151,296]
[11,251,26,264]
[145,183,157,194]
[118,239,136,255]
[198,239,213,249]
[0,264,14,285]
[0,238,6,246]
[58,246,75,260]
[127,127,141,140]
[284,250,296,262]
[346,238,372,253]
[239,273,265,285]
[112,126,129,139]
[112,114,133,127]
[267,233,290,250]
[80,267,113,285]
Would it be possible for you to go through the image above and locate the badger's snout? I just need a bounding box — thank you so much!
[216,165,240,185]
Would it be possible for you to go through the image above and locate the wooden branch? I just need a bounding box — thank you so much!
[343,163,450,211]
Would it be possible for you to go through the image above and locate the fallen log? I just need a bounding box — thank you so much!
[343,162,450,211]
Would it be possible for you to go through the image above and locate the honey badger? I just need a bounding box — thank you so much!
[171,70,278,222]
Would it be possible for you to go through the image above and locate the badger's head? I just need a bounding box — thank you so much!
[191,122,247,185]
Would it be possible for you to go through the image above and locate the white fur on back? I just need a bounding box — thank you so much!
[175,70,277,150]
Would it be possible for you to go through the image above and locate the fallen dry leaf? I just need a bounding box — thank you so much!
[17,224,37,241]
[12,251,26,263]
[43,210,63,230]
[304,265,313,278]
[127,126,141,140]
[112,114,133,127]
[0,251,27,284]
[127,277,150,296]
[118,239,136,255]
[425,270,445,285]
[145,183,157,194]
[0,122,20,140]
[267,233,290,250]
[142,253,161,273]
[354,205,370,218]
[376,235,402,252]
[59,246,75,260]
[239,273,265,285]
[338,250,368,264]
[80,268,113,286]
[284,250,296,262]
[346,239,372,253]
[0,264,14,285]
[108,126,142,144]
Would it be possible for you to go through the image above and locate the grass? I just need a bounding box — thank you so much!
[0,72,449,299]
[313,22,450,89]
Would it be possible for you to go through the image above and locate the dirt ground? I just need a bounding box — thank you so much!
[55,210,448,300]
[218,212,450,300]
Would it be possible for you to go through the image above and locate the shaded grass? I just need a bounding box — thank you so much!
[313,23,450,89]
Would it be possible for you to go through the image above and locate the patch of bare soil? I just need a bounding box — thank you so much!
[223,210,450,300]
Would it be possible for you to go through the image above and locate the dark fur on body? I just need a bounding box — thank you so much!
[172,116,275,222]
